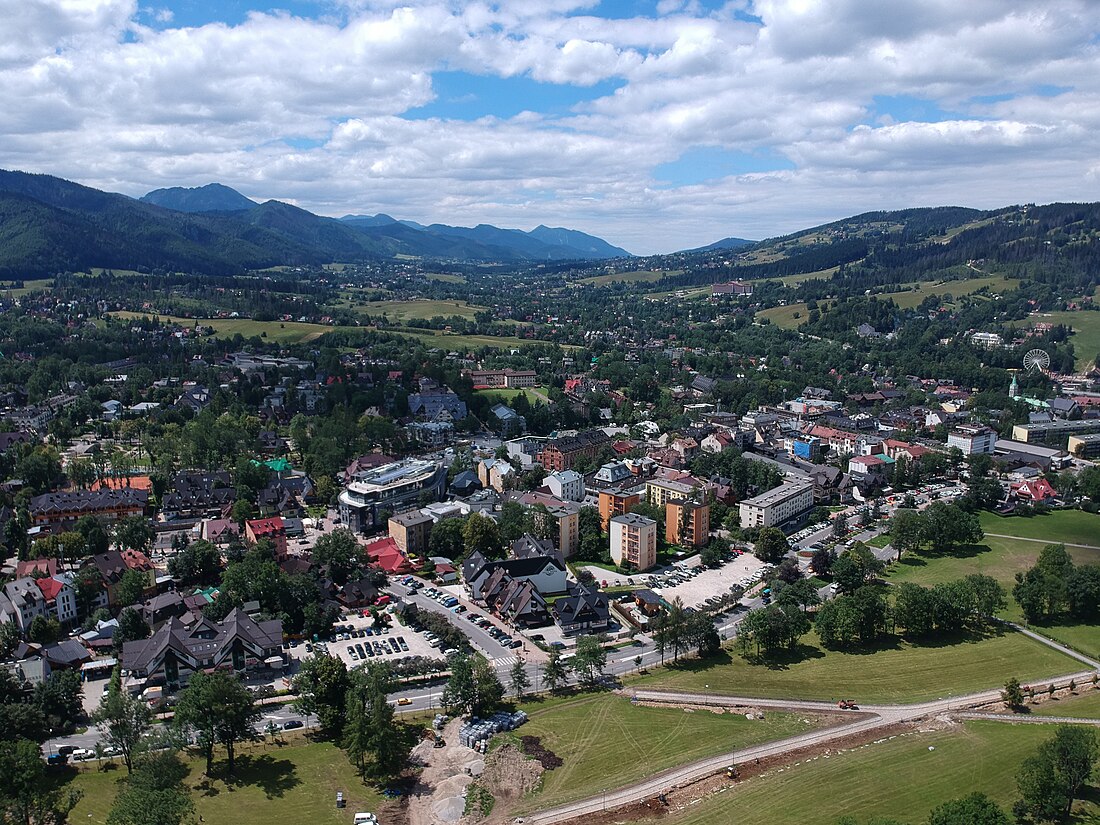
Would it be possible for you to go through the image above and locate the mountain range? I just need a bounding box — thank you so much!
[0,172,631,276]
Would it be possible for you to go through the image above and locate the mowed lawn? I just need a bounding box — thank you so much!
[643,721,1100,825]
[1033,687,1100,719]
[514,693,815,812]
[979,509,1100,546]
[755,302,808,329]
[65,738,389,825]
[631,629,1078,704]
[579,269,682,286]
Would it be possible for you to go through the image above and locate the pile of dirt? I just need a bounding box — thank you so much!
[477,742,545,809]
[519,735,563,770]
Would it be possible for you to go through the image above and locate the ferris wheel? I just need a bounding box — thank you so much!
[1023,348,1051,373]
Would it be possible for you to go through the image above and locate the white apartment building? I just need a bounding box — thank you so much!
[609,513,657,572]
[545,470,584,502]
[948,424,997,455]
[738,482,815,529]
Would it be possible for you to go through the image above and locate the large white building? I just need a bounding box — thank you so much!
[545,470,584,502]
[738,482,814,529]
[609,513,657,572]
[339,459,447,533]
[948,424,997,455]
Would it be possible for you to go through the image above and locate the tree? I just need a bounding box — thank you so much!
[1016,725,1099,821]
[441,654,504,717]
[428,517,466,560]
[106,748,193,825]
[0,737,82,825]
[1066,565,1100,621]
[167,539,221,586]
[571,636,608,689]
[927,793,1009,825]
[892,582,935,638]
[509,660,530,699]
[74,515,110,556]
[809,545,836,576]
[91,671,153,774]
[753,527,790,564]
[965,574,1007,622]
[114,516,154,553]
[1002,678,1025,712]
[462,513,502,560]
[114,607,150,652]
[888,509,923,558]
[115,568,148,607]
[921,502,983,554]
[312,528,362,586]
[174,671,261,774]
[34,670,84,735]
[26,615,60,646]
[1014,544,1075,623]
[343,663,407,777]
[831,544,885,593]
[543,647,568,694]
[291,653,350,737]
[498,501,532,544]
[832,512,848,539]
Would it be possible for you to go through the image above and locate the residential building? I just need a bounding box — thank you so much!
[29,488,149,533]
[35,574,78,626]
[598,490,641,531]
[541,502,580,559]
[490,404,527,437]
[161,471,235,520]
[552,584,610,635]
[121,608,283,689]
[738,481,814,529]
[535,430,611,471]
[466,369,538,388]
[478,458,515,493]
[462,545,568,602]
[339,459,447,532]
[1,578,48,631]
[1068,432,1100,459]
[1011,418,1100,449]
[594,461,632,486]
[712,280,753,296]
[545,470,584,502]
[388,510,434,557]
[609,513,657,572]
[407,388,467,421]
[970,332,1004,349]
[848,454,892,483]
[364,536,414,575]
[87,550,156,608]
[948,424,998,455]
[665,499,710,548]
[245,517,288,561]
[646,478,696,508]
[406,421,454,447]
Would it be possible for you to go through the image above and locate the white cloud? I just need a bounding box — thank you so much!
[0,0,1098,253]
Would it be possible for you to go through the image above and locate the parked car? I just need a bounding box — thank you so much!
[283,719,304,730]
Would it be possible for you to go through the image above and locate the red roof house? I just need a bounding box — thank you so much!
[364,536,413,575]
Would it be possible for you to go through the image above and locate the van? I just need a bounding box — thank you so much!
[354,814,378,824]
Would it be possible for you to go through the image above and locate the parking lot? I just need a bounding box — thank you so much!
[653,554,766,608]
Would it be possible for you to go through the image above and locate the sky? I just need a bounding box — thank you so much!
[1,1,1099,254]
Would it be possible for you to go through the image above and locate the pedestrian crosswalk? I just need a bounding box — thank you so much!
[494,655,519,667]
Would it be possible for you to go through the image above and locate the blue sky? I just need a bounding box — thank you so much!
[0,1,1095,253]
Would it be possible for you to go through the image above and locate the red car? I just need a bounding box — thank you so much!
[375,595,391,606]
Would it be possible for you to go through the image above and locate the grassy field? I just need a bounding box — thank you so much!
[388,327,574,350]
[978,509,1100,546]
[475,386,551,404]
[886,510,1100,657]
[1026,309,1100,370]
[885,274,1019,309]
[425,272,466,284]
[773,266,839,286]
[755,303,809,329]
[513,693,815,812]
[631,628,1077,704]
[338,298,486,322]
[579,269,682,286]
[64,737,388,825]
[110,311,357,344]
[1033,687,1100,719]
[2,278,53,296]
[641,720,1100,825]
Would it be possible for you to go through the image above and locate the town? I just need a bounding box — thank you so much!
[0,193,1098,825]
